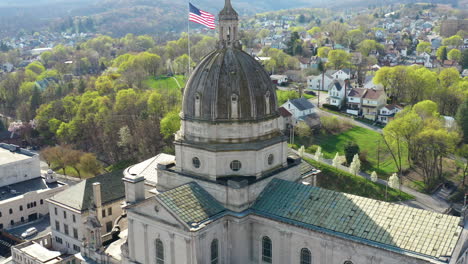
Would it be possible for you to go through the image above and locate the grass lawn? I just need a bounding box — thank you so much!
[304,158,414,202]
[309,126,408,177]
[144,75,186,91]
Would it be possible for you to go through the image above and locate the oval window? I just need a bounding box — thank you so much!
[230,160,242,171]
[192,157,201,168]
[268,154,274,165]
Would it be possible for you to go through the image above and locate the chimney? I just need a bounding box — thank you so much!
[123,173,145,204]
[93,182,102,208]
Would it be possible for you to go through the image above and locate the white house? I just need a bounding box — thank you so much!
[346,88,366,115]
[270,75,288,85]
[327,69,351,80]
[281,98,316,121]
[363,76,384,90]
[378,104,402,124]
[328,80,347,108]
[307,73,333,91]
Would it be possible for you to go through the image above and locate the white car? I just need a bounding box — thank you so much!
[21,227,38,238]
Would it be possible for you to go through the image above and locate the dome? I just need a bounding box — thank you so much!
[182,48,279,122]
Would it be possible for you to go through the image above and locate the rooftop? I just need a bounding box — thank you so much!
[289,98,315,111]
[158,182,226,226]
[0,144,36,166]
[49,170,125,212]
[252,179,462,261]
[20,243,61,263]
[0,177,63,201]
[126,154,175,185]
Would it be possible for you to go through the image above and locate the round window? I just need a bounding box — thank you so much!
[344,261,353,264]
[192,157,201,168]
[268,154,274,165]
[230,160,242,171]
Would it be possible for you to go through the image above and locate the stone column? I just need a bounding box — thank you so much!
[143,223,149,264]
[170,233,175,264]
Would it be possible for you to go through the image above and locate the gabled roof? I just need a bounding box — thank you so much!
[50,170,125,211]
[158,182,225,226]
[363,89,385,100]
[329,80,345,91]
[252,179,462,260]
[289,98,315,111]
[278,107,292,117]
[383,104,402,111]
[348,88,366,98]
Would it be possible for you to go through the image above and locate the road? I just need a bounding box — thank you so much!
[298,150,451,213]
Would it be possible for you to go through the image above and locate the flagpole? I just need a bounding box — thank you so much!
[188,2,191,75]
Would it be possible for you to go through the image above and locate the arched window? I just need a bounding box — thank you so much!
[344,261,353,264]
[265,92,271,115]
[195,93,201,117]
[231,94,238,119]
[300,248,311,264]
[262,236,272,263]
[210,239,219,264]
[155,239,164,264]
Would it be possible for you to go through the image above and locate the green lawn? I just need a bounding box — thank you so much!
[310,126,408,177]
[304,158,414,202]
[144,75,186,91]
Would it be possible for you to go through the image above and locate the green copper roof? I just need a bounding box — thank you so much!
[252,179,462,259]
[158,182,225,225]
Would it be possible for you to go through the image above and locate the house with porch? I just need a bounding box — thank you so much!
[281,98,316,121]
[378,104,403,124]
[362,89,387,121]
[346,88,366,116]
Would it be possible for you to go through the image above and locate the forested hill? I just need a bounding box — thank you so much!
[1,0,458,38]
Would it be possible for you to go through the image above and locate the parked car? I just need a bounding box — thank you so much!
[21,227,38,238]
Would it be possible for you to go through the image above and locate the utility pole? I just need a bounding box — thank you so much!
[377,139,380,170]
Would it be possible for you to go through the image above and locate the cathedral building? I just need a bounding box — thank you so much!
[120,1,468,263]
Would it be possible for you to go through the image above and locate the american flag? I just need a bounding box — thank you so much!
[189,3,215,29]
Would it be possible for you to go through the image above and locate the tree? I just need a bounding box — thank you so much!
[40,146,56,167]
[344,141,360,165]
[344,29,364,49]
[332,152,340,167]
[370,171,378,182]
[442,35,463,48]
[326,50,351,69]
[456,99,468,143]
[349,154,361,175]
[388,173,400,189]
[317,47,331,58]
[416,41,431,54]
[447,49,461,62]
[436,46,447,61]
[296,122,312,138]
[80,153,101,176]
[160,110,180,139]
[64,149,83,178]
[314,146,323,161]
[357,39,384,56]
[307,27,321,36]
[461,49,468,69]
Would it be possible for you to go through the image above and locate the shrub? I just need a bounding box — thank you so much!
[306,145,319,154]
[344,141,360,165]
[322,104,340,111]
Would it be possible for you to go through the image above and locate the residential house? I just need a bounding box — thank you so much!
[298,57,311,70]
[363,75,384,90]
[270,75,288,85]
[47,170,126,255]
[362,89,387,121]
[278,107,293,131]
[327,69,351,80]
[328,80,347,109]
[281,98,316,122]
[307,73,333,91]
[346,88,366,116]
[378,104,402,124]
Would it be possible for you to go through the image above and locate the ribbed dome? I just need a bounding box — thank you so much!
[182,48,279,122]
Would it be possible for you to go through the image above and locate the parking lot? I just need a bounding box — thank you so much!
[6,215,51,240]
